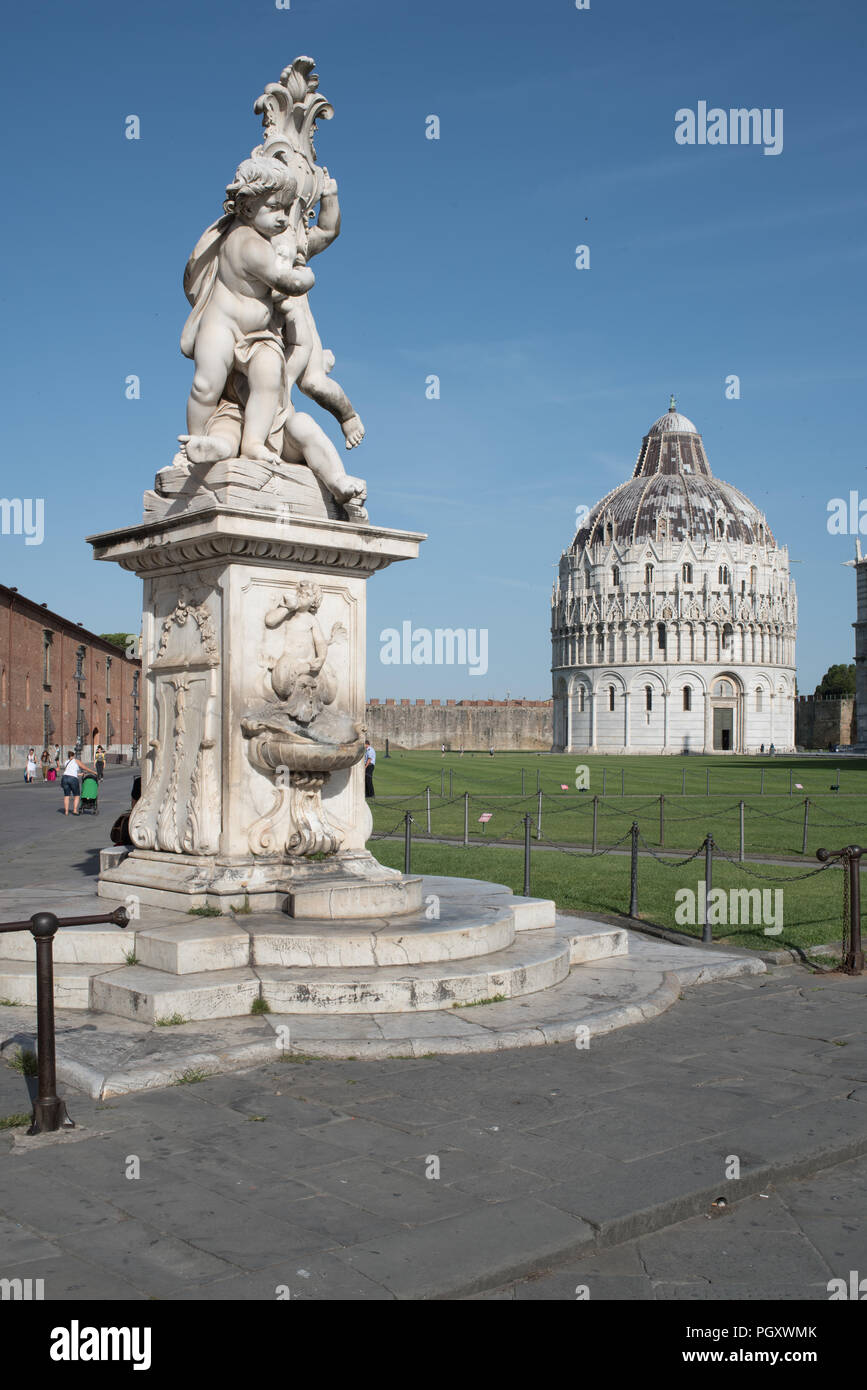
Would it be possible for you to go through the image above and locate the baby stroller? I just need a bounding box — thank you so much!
[79,775,100,815]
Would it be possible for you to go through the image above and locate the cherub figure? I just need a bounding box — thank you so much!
[276,171,365,451]
[180,156,314,465]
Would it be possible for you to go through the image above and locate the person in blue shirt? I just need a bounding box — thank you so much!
[364,740,376,798]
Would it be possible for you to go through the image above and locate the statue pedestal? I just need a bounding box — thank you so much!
[88,502,424,916]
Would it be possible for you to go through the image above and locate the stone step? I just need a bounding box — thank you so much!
[0,922,135,966]
[256,929,572,1014]
[512,897,557,931]
[90,965,261,1023]
[135,921,251,975]
[0,961,101,1011]
[560,919,629,964]
[246,904,516,969]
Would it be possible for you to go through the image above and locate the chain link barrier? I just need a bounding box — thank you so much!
[711,841,837,883]
[635,832,709,869]
[535,825,636,860]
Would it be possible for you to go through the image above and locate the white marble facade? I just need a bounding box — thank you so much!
[551,403,797,754]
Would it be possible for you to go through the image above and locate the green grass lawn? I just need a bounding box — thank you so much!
[366,750,867,950]
[371,839,845,954]
[367,750,867,860]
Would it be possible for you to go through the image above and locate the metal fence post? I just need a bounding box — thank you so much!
[760,767,764,795]
[682,766,686,796]
[602,767,607,797]
[440,768,444,797]
[846,847,864,974]
[706,766,710,797]
[592,794,599,853]
[426,785,431,835]
[789,767,793,796]
[817,846,864,976]
[621,767,624,797]
[28,913,71,1135]
[629,822,639,917]
[0,905,129,1135]
[523,815,531,897]
[536,788,542,841]
[739,800,745,863]
[463,792,469,847]
[703,834,714,944]
[802,798,810,856]
[449,769,454,798]
[659,794,665,848]
[521,767,525,796]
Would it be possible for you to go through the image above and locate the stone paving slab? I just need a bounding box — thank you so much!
[480,1154,867,1300]
[1,967,865,1300]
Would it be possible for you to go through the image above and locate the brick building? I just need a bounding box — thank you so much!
[0,585,141,769]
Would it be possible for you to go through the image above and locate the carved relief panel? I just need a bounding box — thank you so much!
[131,584,221,855]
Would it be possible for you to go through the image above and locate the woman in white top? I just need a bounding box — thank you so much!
[25,748,37,783]
[60,751,96,816]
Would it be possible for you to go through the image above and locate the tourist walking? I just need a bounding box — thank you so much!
[40,748,50,780]
[364,740,376,799]
[53,744,61,771]
[60,750,96,816]
[25,748,37,783]
[95,745,106,780]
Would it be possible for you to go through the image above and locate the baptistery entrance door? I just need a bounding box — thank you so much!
[711,677,740,752]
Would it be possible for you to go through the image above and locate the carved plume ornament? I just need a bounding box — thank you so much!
[252,57,334,219]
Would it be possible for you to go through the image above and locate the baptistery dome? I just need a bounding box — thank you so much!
[551,400,796,754]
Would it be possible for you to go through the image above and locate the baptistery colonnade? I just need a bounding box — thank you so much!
[551,402,797,754]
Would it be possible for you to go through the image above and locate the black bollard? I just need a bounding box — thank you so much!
[28,913,74,1135]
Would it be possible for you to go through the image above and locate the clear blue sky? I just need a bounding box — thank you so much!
[1,0,865,699]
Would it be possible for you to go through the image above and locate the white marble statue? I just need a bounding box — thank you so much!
[176,58,367,519]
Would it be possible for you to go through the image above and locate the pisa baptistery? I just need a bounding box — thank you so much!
[551,400,797,754]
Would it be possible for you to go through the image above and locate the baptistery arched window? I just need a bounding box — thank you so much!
[645,564,654,586]
[608,686,615,712]
[612,566,620,586]
[657,623,667,652]
[750,566,758,589]
[722,623,732,649]
[682,563,693,584]
[645,686,653,712]
[577,686,585,712]
[683,686,692,711]
[755,688,763,712]
[719,565,730,585]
